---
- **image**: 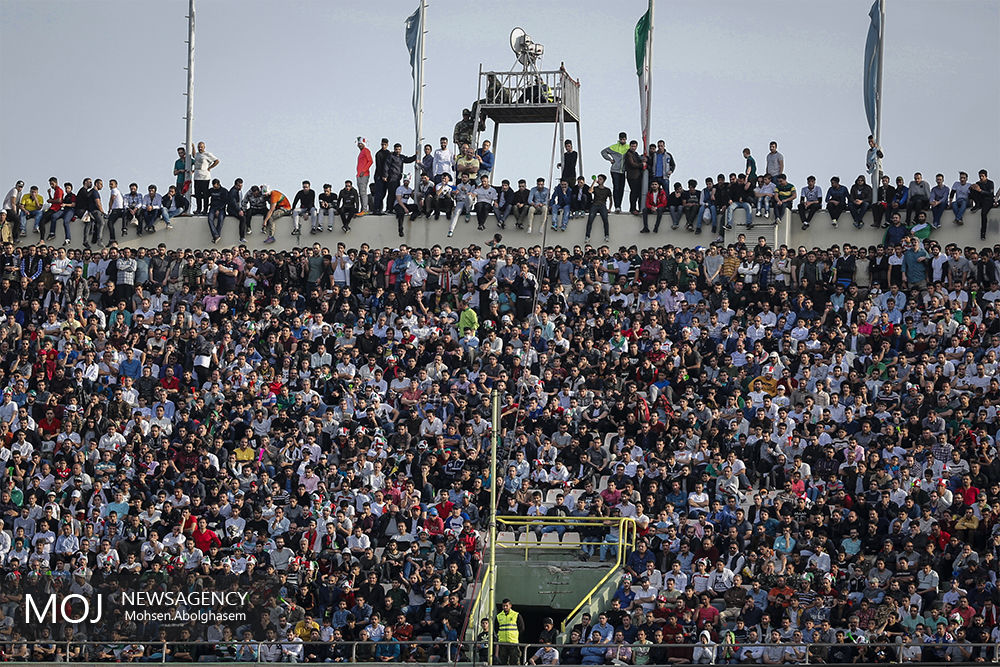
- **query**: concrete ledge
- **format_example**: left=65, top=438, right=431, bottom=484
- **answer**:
left=32, top=206, right=1000, bottom=253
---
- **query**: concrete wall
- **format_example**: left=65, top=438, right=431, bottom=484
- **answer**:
left=47, top=205, right=999, bottom=253
left=465, top=560, right=612, bottom=641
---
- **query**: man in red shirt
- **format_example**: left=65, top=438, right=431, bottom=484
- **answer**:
left=356, top=138, right=373, bottom=215
left=160, top=367, right=180, bottom=393
left=641, top=179, right=668, bottom=233
left=39, top=177, right=63, bottom=240
left=695, top=595, right=720, bottom=629
left=192, top=517, right=221, bottom=552
left=956, top=475, right=980, bottom=507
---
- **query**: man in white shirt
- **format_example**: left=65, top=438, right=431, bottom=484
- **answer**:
left=180, top=539, right=204, bottom=571
left=49, top=247, right=73, bottom=282
left=707, top=561, right=735, bottom=596
left=431, top=137, right=455, bottom=183
left=106, top=179, right=127, bottom=237
left=2, top=181, right=23, bottom=222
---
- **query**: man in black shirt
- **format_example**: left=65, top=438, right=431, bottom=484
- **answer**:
left=872, top=175, right=896, bottom=228
left=477, top=266, right=497, bottom=319
left=291, top=181, right=318, bottom=235
left=88, top=178, right=109, bottom=247
left=372, top=138, right=391, bottom=215
left=337, top=181, right=360, bottom=232
left=560, top=139, right=578, bottom=183
left=206, top=178, right=227, bottom=243
left=318, top=183, right=339, bottom=232
left=667, top=183, right=685, bottom=230
left=227, top=178, right=247, bottom=242
left=510, top=179, right=530, bottom=229
left=971, top=169, right=995, bottom=239
left=683, top=179, right=702, bottom=233
left=586, top=174, right=612, bottom=242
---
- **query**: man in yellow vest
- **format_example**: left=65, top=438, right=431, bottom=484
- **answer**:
left=496, top=598, right=525, bottom=665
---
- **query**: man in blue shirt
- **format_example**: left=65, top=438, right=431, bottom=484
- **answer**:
left=119, top=349, right=142, bottom=379
left=475, top=140, right=494, bottom=178
left=929, top=173, right=950, bottom=229
left=650, top=140, right=675, bottom=191
left=550, top=179, right=573, bottom=231
left=527, top=178, right=550, bottom=234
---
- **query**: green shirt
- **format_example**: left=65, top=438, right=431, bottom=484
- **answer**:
left=776, top=182, right=796, bottom=201
left=458, top=307, right=479, bottom=335
left=174, top=157, right=186, bottom=187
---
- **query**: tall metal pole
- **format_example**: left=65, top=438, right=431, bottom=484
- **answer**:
left=487, top=388, right=499, bottom=667
left=647, top=0, right=654, bottom=145
left=640, top=0, right=654, bottom=217
left=184, top=0, right=196, bottom=187
left=874, top=0, right=885, bottom=191
left=414, top=0, right=426, bottom=183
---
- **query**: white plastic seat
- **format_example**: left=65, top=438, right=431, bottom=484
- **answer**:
left=496, top=531, right=518, bottom=545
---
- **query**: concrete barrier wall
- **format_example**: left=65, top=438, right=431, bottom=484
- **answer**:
left=43, top=205, right=999, bottom=253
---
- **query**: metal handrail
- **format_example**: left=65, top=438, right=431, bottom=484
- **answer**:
left=462, top=560, right=490, bottom=643
left=478, top=69, right=579, bottom=117
left=495, top=640, right=1000, bottom=665
left=0, top=639, right=465, bottom=663
left=2, top=638, right=998, bottom=664
left=495, top=515, right=637, bottom=562
left=557, top=518, right=637, bottom=634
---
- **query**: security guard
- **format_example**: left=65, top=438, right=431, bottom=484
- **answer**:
left=496, top=598, right=525, bottom=665
left=453, top=109, right=475, bottom=150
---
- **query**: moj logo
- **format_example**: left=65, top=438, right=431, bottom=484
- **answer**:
left=24, top=594, right=103, bottom=624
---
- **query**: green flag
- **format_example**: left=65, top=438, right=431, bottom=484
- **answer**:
left=634, top=7, right=651, bottom=148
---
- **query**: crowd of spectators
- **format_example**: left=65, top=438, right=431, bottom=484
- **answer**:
left=5, top=137, right=994, bottom=251
left=0, top=143, right=999, bottom=663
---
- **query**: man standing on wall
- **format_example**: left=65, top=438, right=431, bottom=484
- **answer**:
left=649, top=140, right=675, bottom=192
left=971, top=169, right=996, bottom=240
left=765, top=141, right=784, bottom=182
left=355, top=138, right=373, bottom=216
left=372, top=138, right=391, bottom=215
left=600, top=132, right=629, bottom=214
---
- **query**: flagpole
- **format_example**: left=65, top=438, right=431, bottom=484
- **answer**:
left=640, top=0, right=653, bottom=213
left=875, top=0, right=884, bottom=188
left=487, top=388, right=499, bottom=667
left=647, top=0, right=653, bottom=150
left=415, top=0, right=426, bottom=182
left=184, top=0, right=195, bottom=189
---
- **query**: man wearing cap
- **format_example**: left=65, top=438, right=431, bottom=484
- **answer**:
left=454, top=109, right=475, bottom=151
left=355, top=138, right=373, bottom=215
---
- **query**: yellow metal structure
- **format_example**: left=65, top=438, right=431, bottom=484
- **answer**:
left=490, top=515, right=637, bottom=634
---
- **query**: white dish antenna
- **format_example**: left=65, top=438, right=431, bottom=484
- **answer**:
left=510, top=27, right=543, bottom=67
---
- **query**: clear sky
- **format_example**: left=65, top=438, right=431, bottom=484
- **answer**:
left=2, top=0, right=997, bottom=195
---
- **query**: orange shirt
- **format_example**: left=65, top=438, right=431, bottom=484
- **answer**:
left=269, top=190, right=291, bottom=210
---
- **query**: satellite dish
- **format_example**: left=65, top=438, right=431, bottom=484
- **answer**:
left=509, top=26, right=543, bottom=67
